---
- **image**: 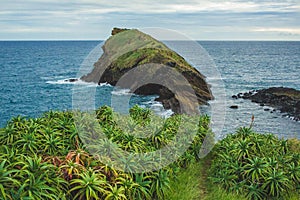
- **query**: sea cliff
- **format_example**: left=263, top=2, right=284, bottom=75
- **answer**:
left=81, top=28, right=213, bottom=114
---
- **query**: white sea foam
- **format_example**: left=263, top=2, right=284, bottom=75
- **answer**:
left=99, top=82, right=112, bottom=87
left=46, top=78, right=112, bottom=87
left=142, top=99, right=174, bottom=118
left=41, top=75, right=66, bottom=80
left=111, top=88, right=132, bottom=96
left=46, top=78, right=87, bottom=85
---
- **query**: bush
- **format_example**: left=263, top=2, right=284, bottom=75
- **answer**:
left=0, top=105, right=210, bottom=199
left=209, top=127, right=300, bottom=200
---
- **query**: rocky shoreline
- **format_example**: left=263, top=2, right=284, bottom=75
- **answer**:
left=233, top=87, right=300, bottom=121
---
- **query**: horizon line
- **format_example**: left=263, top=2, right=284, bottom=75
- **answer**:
left=1, top=39, right=300, bottom=42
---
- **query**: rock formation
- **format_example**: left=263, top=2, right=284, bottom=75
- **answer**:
left=234, top=87, right=300, bottom=121
left=81, top=28, right=213, bottom=114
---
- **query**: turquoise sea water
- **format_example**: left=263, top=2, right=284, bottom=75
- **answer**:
left=0, top=41, right=299, bottom=138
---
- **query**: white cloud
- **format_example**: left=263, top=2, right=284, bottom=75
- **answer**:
left=2, top=27, right=67, bottom=33
left=75, top=0, right=300, bottom=14
left=0, top=0, right=299, bottom=40
left=253, top=27, right=300, bottom=35
left=1, top=0, right=299, bottom=14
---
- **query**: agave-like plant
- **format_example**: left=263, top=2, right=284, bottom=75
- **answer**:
left=236, top=127, right=253, bottom=138
left=65, top=149, right=91, bottom=166
left=0, top=160, right=20, bottom=199
left=262, top=169, right=292, bottom=198
left=21, top=156, right=47, bottom=176
left=150, top=169, right=171, bottom=199
left=12, top=155, right=68, bottom=200
left=96, top=105, right=115, bottom=125
left=104, top=184, right=127, bottom=200
left=19, top=133, right=39, bottom=154
left=97, top=163, right=118, bottom=183
left=59, top=160, right=85, bottom=180
left=129, top=105, right=151, bottom=126
left=264, top=133, right=277, bottom=146
left=210, top=170, right=238, bottom=191
left=0, top=145, right=21, bottom=166
left=243, top=157, right=268, bottom=182
left=16, top=173, right=63, bottom=200
left=41, top=130, right=66, bottom=156
left=70, top=170, right=107, bottom=200
left=129, top=173, right=151, bottom=200
left=286, top=162, right=300, bottom=184
left=114, top=174, right=138, bottom=199
left=245, top=183, right=266, bottom=200
left=232, top=138, right=253, bottom=161
left=0, top=124, right=19, bottom=145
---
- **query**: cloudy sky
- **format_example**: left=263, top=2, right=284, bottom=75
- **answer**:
left=0, top=0, right=299, bottom=40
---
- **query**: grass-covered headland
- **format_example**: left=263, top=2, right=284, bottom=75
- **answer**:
left=0, top=106, right=299, bottom=199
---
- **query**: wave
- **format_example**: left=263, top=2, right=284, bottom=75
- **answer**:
left=111, top=88, right=132, bottom=96
left=142, top=99, right=174, bottom=118
left=46, top=78, right=90, bottom=85
left=99, top=82, right=112, bottom=87
left=46, top=78, right=173, bottom=118
left=41, top=75, right=66, bottom=80
left=46, top=78, right=112, bottom=87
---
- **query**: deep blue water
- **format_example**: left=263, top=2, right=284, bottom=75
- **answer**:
left=0, top=41, right=299, bottom=138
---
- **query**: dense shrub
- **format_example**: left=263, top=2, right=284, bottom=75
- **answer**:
left=209, top=127, right=300, bottom=200
left=0, top=105, right=210, bottom=199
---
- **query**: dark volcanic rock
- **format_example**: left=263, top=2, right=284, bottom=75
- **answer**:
left=111, top=27, right=129, bottom=35
left=65, top=78, right=78, bottom=82
left=230, top=105, right=239, bottom=109
left=81, top=28, right=213, bottom=114
left=236, top=87, right=300, bottom=121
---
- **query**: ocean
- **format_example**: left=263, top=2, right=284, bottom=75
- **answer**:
left=0, top=41, right=299, bottom=139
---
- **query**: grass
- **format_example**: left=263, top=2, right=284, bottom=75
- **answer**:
left=273, top=90, right=300, bottom=100
left=104, top=29, right=168, bottom=61
left=110, top=44, right=201, bottom=76
left=166, top=161, right=205, bottom=200
left=166, top=154, right=248, bottom=200
left=205, top=187, right=248, bottom=200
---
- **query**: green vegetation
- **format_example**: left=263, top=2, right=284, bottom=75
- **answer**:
left=1, top=105, right=299, bottom=199
left=103, top=29, right=201, bottom=75
left=209, top=127, right=300, bottom=200
left=166, top=128, right=300, bottom=200
left=166, top=152, right=248, bottom=200
left=0, top=105, right=210, bottom=200
left=104, top=29, right=168, bottom=62
left=111, top=48, right=198, bottom=74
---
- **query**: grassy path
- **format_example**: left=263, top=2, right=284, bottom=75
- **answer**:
left=166, top=154, right=247, bottom=200
left=166, top=155, right=212, bottom=200
left=198, top=157, right=210, bottom=198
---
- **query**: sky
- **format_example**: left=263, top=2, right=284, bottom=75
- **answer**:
left=0, top=0, right=299, bottom=40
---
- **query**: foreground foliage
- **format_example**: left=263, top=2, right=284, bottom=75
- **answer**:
left=1, top=105, right=298, bottom=199
left=209, top=127, right=300, bottom=200
left=0, top=105, right=211, bottom=199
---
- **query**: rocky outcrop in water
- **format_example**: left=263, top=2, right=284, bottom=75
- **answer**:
left=81, top=28, right=213, bottom=114
left=234, top=87, right=300, bottom=121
